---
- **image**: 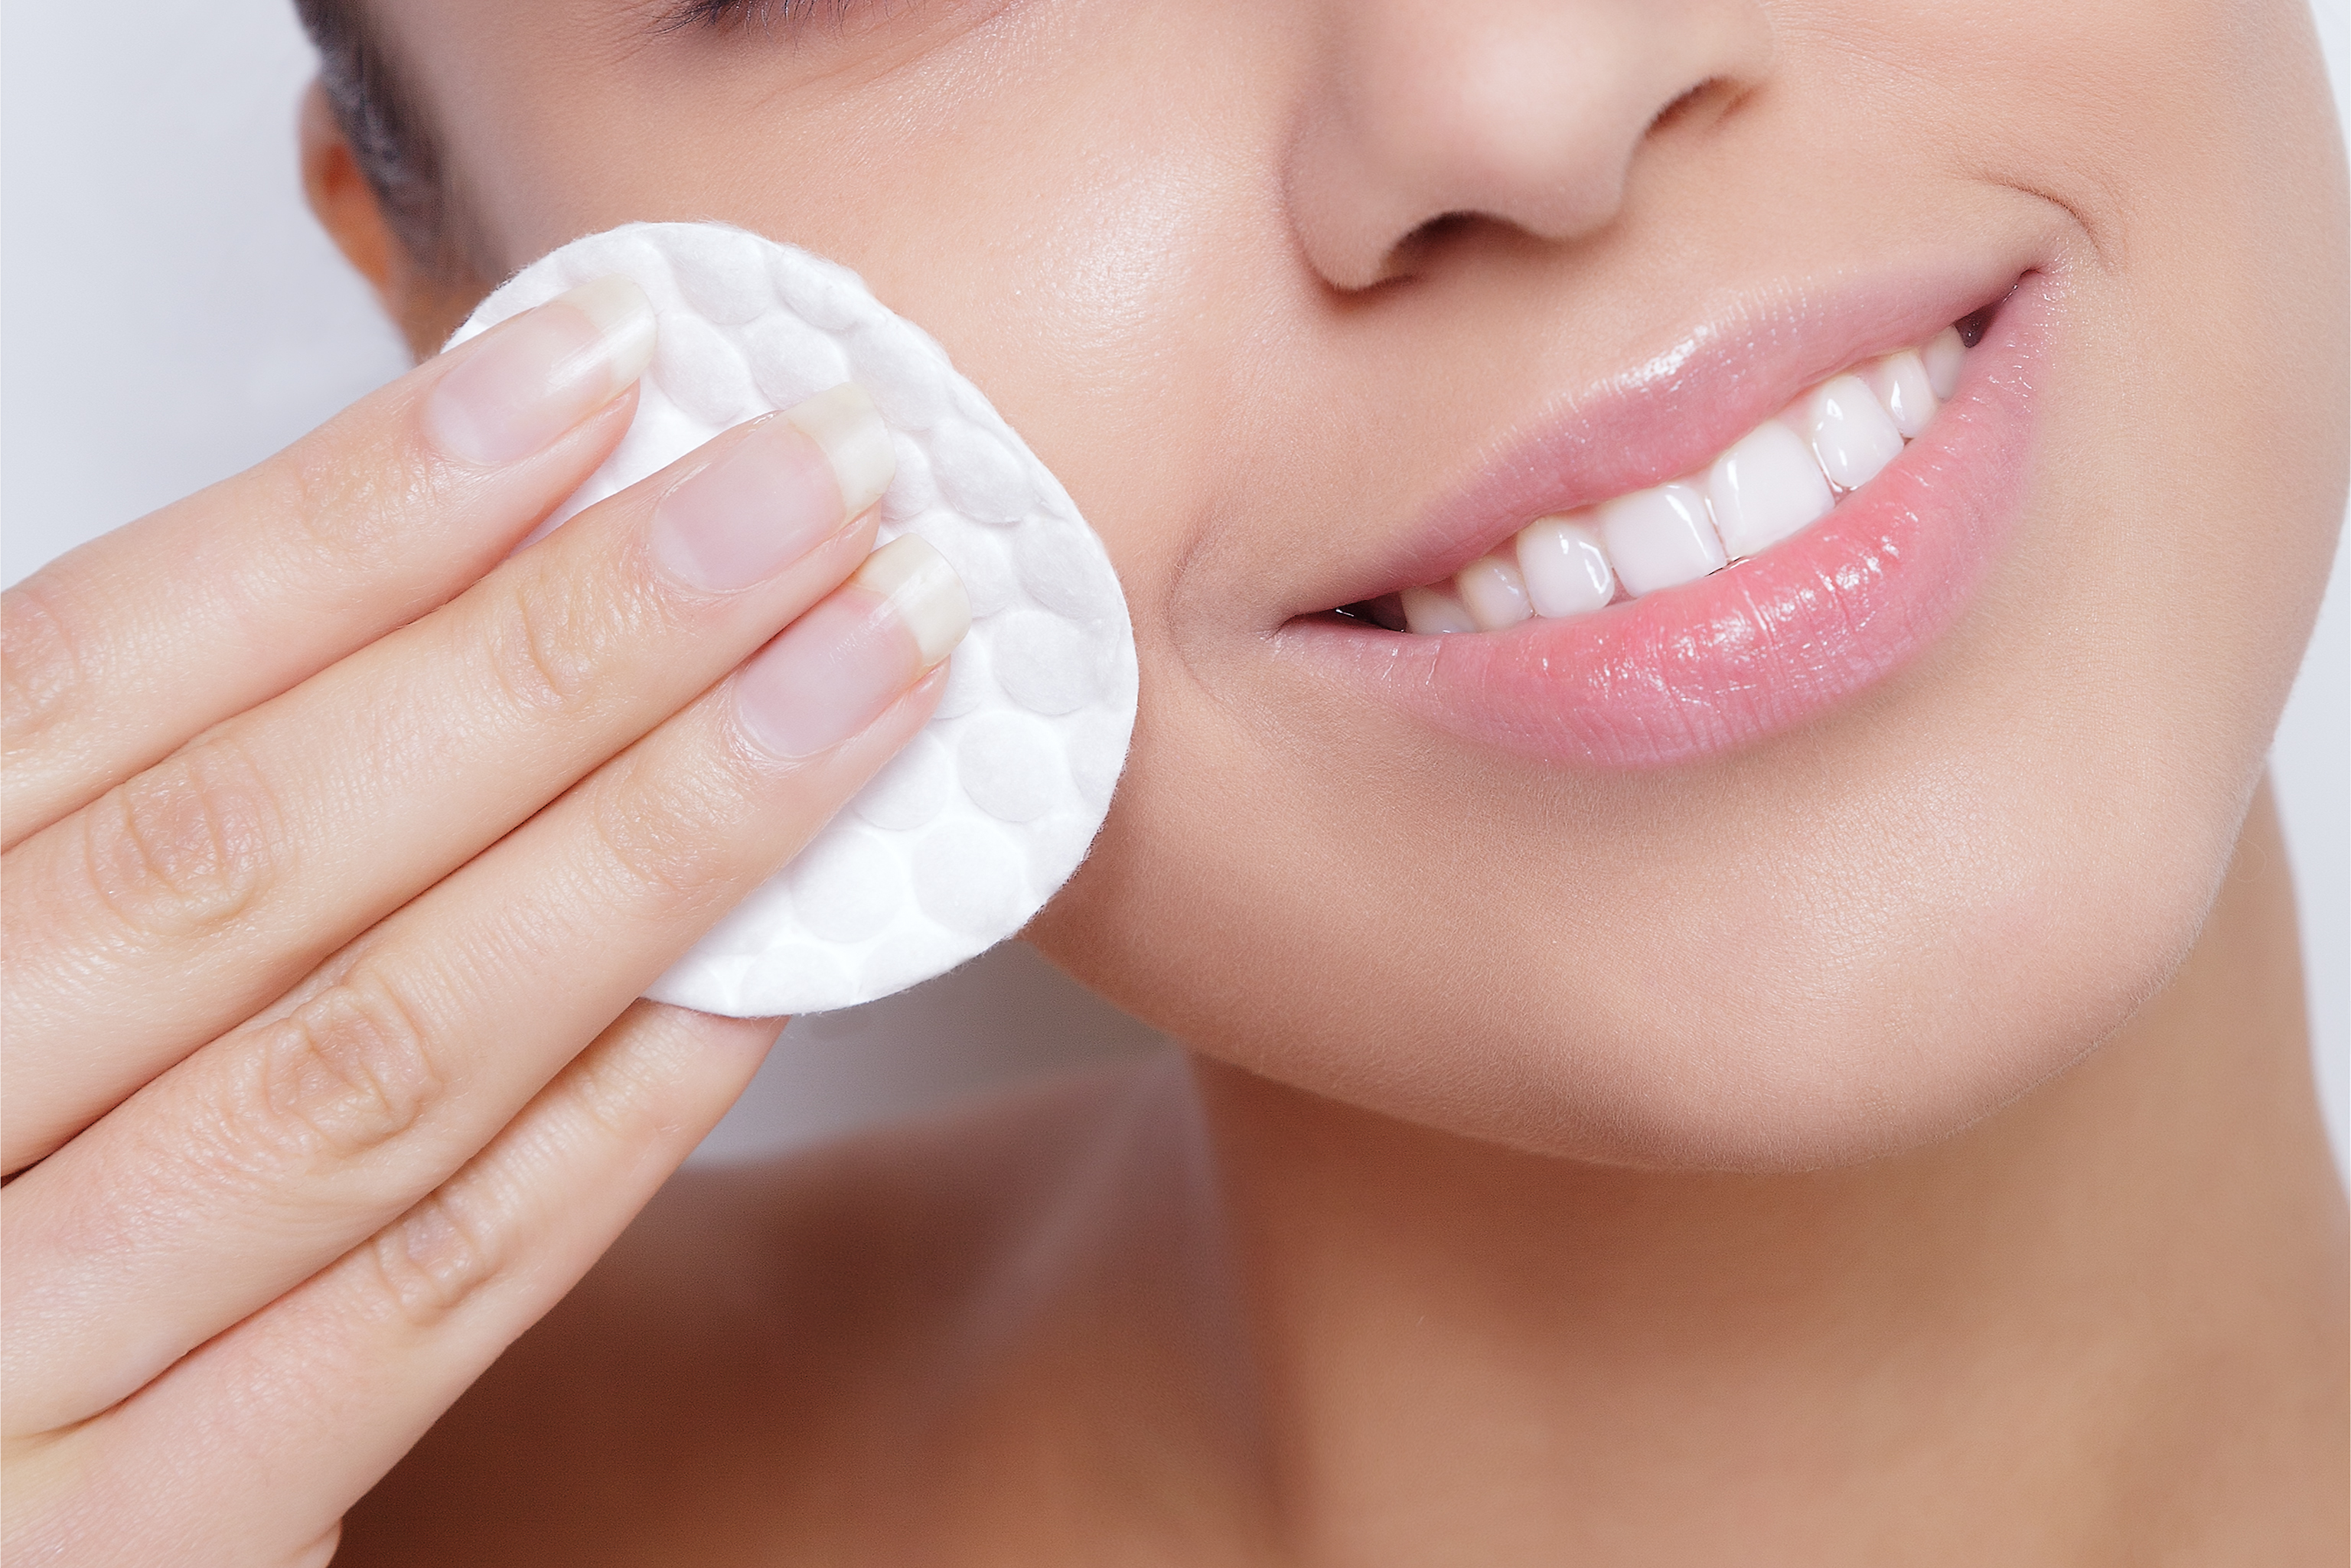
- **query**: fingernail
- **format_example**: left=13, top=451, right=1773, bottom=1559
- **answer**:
left=735, top=536, right=970, bottom=759
left=784, top=384, right=896, bottom=520
left=649, top=422, right=838, bottom=593
left=426, top=277, right=657, bottom=466
left=849, top=534, right=973, bottom=667
left=648, top=387, right=894, bottom=594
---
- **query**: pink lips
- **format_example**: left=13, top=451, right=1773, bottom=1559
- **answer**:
left=1277, top=274, right=2049, bottom=769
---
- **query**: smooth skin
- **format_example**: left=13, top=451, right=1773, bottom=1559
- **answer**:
left=10, top=0, right=2350, bottom=1560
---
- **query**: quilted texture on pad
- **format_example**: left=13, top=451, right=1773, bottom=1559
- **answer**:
left=447, top=223, right=1138, bottom=1016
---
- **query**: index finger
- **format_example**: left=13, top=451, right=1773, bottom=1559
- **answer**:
left=0, top=279, right=655, bottom=846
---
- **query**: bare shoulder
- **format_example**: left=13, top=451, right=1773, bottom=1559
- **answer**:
left=337, top=1058, right=1172, bottom=1566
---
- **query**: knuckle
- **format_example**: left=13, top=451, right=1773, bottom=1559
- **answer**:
left=222, top=968, right=449, bottom=1170
left=362, top=1185, right=504, bottom=1331
left=79, top=735, right=282, bottom=944
left=568, top=1016, right=706, bottom=1148
left=583, top=758, right=739, bottom=924
left=1, top=573, right=86, bottom=751
left=267, top=423, right=416, bottom=575
left=481, top=567, right=621, bottom=717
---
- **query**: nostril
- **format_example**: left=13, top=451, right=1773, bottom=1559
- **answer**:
left=1648, top=77, right=1727, bottom=136
left=1396, top=210, right=1477, bottom=263
left=1379, top=211, right=1482, bottom=282
left=1407, top=212, right=1477, bottom=247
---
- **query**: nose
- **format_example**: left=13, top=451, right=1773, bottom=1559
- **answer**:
left=1286, top=0, right=1774, bottom=290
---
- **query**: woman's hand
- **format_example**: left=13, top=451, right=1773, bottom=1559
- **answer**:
left=0, top=277, right=963, bottom=1566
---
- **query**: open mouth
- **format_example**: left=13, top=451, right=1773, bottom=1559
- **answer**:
left=1276, top=269, right=2049, bottom=769
left=1343, top=311, right=1991, bottom=636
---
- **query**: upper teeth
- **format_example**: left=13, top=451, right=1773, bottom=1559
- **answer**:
left=1395, top=324, right=1969, bottom=635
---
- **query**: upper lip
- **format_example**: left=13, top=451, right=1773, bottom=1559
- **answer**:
left=1293, top=252, right=2041, bottom=619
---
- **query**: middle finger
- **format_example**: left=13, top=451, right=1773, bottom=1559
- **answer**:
left=1, top=386, right=895, bottom=1172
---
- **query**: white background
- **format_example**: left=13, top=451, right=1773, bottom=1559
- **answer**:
left=4, top=1, right=2344, bottom=1172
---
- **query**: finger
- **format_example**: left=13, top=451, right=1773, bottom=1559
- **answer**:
left=2, top=543, right=963, bottom=1433
left=1, top=387, right=892, bottom=1170
left=0, top=1000, right=777, bottom=1568
left=0, top=279, right=654, bottom=846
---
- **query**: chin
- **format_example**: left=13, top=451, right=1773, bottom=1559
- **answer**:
left=1042, top=891, right=2203, bottom=1175
left=1032, top=657, right=2261, bottom=1175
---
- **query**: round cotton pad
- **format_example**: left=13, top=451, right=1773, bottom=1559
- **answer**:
left=447, top=223, right=1137, bottom=1017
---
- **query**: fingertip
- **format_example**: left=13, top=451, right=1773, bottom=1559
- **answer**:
left=426, top=280, right=657, bottom=468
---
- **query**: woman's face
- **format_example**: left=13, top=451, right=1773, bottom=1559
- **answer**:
left=382, top=0, right=2345, bottom=1167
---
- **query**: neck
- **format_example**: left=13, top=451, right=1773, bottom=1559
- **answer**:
left=1191, top=781, right=2346, bottom=1563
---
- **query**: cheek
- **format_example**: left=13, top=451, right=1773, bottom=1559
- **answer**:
left=433, top=0, right=1268, bottom=582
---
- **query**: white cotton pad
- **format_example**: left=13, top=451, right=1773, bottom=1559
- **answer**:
left=447, top=222, right=1137, bottom=1017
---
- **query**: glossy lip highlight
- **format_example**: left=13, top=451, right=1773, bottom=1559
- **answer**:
left=1273, top=272, right=2052, bottom=769
left=1296, top=260, right=2036, bottom=614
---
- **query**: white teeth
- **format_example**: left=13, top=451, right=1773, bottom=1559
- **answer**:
left=1864, top=350, right=1939, bottom=438
left=1705, top=419, right=1833, bottom=558
left=1515, top=514, right=1616, bottom=618
left=1922, top=326, right=1966, bottom=399
left=1798, top=374, right=1905, bottom=493
left=1600, top=481, right=1726, bottom=596
left=1455, top=553, right=1534, bottom=631
left=1400, top=583, right=1479, bottom=634
left=1381, top=318, right=1976, bottom=632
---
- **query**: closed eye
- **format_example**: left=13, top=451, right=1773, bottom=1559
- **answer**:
left=655, top=0, right=866, bottom=33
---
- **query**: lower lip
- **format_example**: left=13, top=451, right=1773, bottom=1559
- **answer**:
left=1275, top=275, right=2051, bottom=770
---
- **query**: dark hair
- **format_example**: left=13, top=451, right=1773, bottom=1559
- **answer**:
left=291, top=0, right=468, bottom=277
